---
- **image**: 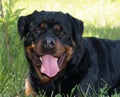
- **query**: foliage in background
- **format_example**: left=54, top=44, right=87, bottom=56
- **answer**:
left=0, top=0, right=120, bottom=97
left=0, top=0, right=27, bottom=96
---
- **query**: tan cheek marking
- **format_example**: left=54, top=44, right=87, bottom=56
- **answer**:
left=25, top=76, right=36, bottom=97
left=54, top=40, right=65, bottom=56
left=33, top=64, right=52, bottom=84
left=26, top=44, right=35, bottom=54
left=59, top=46, right=74, bottom=70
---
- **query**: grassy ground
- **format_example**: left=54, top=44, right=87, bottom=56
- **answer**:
left=0, top=0, right=120, bottom=97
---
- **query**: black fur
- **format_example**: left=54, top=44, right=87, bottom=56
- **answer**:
left=18, top=10, right=120, bottom=96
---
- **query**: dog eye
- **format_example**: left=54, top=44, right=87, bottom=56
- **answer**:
left=40, top=23, right=47, bottom=30
left=54, top=24, right=66, bottom=37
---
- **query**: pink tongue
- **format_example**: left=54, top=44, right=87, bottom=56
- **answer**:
left=41, top=55, right=60, bottom=77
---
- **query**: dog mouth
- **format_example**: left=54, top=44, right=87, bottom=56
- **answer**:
left=33, top=53, right=66, bottom=78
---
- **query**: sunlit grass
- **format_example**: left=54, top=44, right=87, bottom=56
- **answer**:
left=0, top=0, right=120, bottom=97
left=14, top=0, right=120, bottom=26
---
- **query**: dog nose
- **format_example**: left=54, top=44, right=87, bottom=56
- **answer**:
left=42, top=37, right=56, bottom=49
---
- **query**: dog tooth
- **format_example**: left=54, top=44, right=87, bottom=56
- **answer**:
left=56, top=58, right=58, bottom=61
left=39, top=57, right=42, bottom=62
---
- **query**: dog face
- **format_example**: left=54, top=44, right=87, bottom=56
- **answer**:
left=18, top=10, right=84, bottom=84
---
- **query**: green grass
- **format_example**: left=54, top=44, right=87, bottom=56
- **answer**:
left=0, top=0, right=120, bottom=97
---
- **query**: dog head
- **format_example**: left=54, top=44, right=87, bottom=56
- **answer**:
left=18, top=10, right=84, bottom=84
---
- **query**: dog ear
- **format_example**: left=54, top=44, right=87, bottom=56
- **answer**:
left=17, top=16, right=29, bottom=39
left=17, top=10, right=41, bottom=39
left=66, top=13, right=84, bottom=46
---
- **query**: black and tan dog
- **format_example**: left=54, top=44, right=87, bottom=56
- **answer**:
left=17, top=10, right=120, bottom=97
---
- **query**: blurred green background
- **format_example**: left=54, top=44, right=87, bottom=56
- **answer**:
left=0, top=0, right=120, bottom=96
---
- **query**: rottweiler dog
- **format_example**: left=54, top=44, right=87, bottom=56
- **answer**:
left=17, top=10, right=120, bottom=97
